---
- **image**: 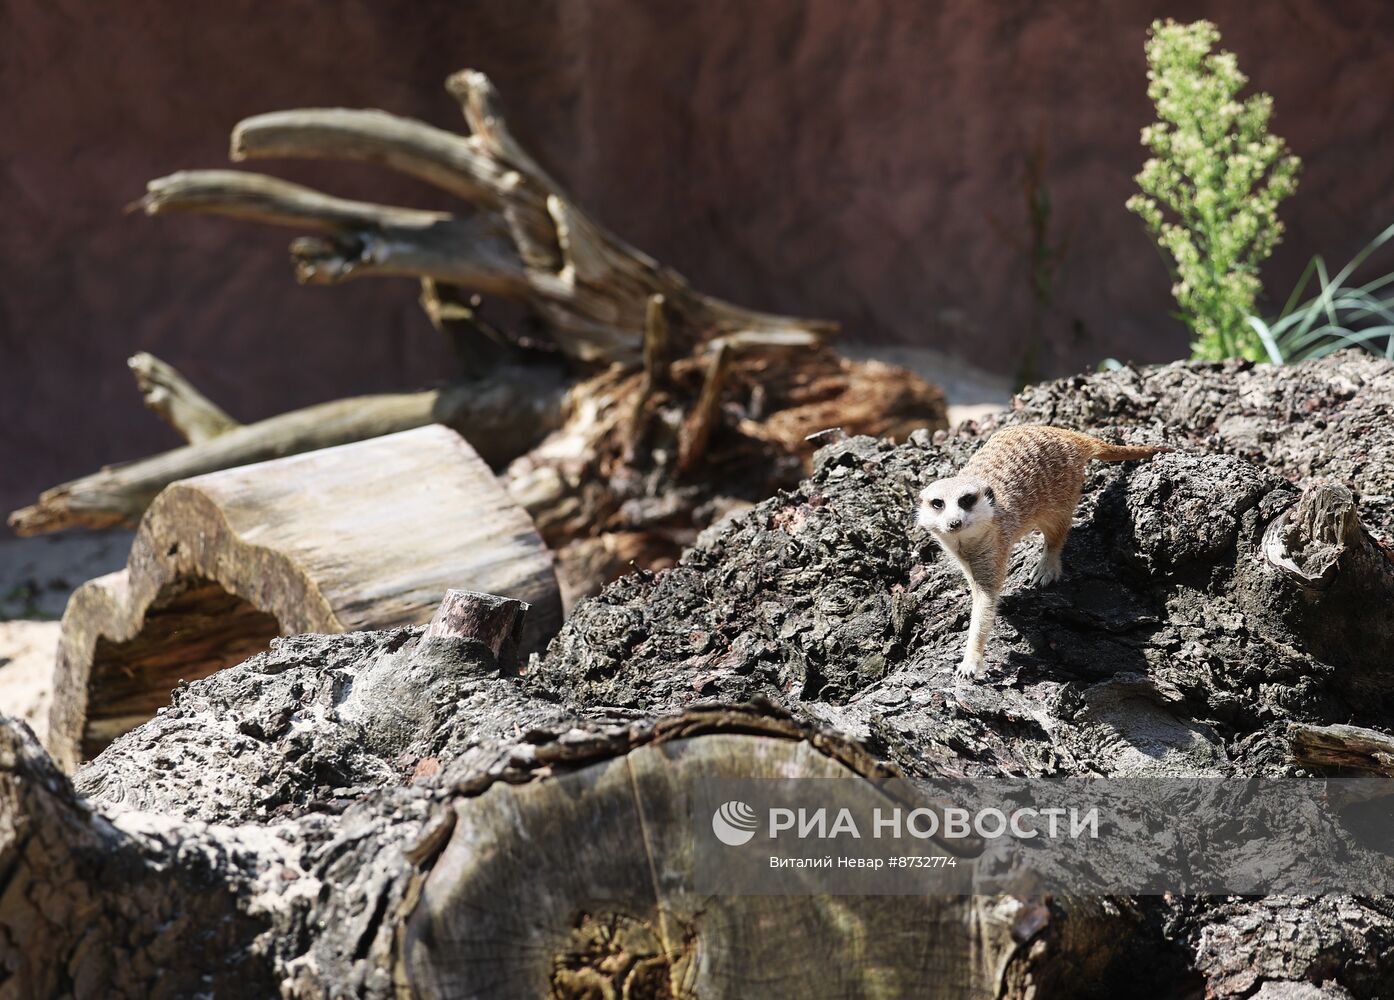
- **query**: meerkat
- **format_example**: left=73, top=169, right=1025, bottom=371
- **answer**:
left=916, top=425, right=1169, bottom=679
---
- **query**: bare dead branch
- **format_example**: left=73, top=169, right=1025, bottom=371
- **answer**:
left=678, top=340, right=732, bottom=474
left=128, top=352, right=240, bottom=443
left=233, top=108, right=507, bottom=205
left=141, top=171, right=530, bottom=295
left=8, top=369, right=567, bottom=536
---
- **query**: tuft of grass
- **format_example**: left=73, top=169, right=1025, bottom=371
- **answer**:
left=1127, top=19, right=1300, bottom=361
left=1247, top=223, right=1394, bottom=364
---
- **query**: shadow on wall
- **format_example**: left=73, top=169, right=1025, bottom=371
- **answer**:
left=4, top=0, right=1393, bottom=514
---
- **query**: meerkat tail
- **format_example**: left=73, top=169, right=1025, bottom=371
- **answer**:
left=1038, top=427, right=1170, bottom=462
left=1084, top=439, right=1172, bottom=462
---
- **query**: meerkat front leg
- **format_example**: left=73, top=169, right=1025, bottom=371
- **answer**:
left=957, top=549, right=1006, bottom=678
left=957, top=582, right=1000, bottom=677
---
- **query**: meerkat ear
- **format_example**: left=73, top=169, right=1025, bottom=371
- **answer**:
left=984, top=486, right=995, bottom=504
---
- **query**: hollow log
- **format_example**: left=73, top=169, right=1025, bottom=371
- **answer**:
left=47, top=425, right=561, bottom=770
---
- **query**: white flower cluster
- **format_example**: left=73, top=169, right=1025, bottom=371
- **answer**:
left=1126, top=19, right=1300, bottom=360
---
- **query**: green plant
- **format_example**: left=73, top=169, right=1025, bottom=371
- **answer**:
left=1247, top=223, right=1394, bottom=363
left=1127, top=19, right=1301, bottom=361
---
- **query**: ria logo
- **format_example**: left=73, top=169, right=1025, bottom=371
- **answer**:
left=711, top=800, right=759, bottom=846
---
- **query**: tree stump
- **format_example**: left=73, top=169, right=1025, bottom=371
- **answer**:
left=47, top=425, right=561, bottom=769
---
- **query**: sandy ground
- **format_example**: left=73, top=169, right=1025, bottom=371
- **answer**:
left=0, top=529, right=133, bottom=748
left=0, top=621, right=61, bottom=744
left=841, top=342, right=1014, bottom=427
left=0, top=346, right=1010, bottom=752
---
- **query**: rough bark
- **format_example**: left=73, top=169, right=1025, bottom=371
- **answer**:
left=540, top=353, right=1394, bottom=761
left=0, top=718, right=276, bottom=998
left=48, top=425, right=561, bottom=770
left=530, top=351, right=1394, bottom=996
left=12, top=297, right=1392, bottom=994
left=46, top=628, right=1131, bottom=999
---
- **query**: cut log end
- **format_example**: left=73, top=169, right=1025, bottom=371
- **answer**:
left=398, top=721, right=1039, bottom=999
left=424, top=589, right=529, bottom=668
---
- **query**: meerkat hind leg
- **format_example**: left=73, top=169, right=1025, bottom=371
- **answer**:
left=1031, top=515, right=1071, bottom=587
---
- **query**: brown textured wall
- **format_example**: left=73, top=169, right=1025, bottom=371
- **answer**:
left=4, top=0, right=1393, bottom=518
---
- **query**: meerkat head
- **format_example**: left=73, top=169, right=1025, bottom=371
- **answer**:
left=916, top=475, right=995, bottom=538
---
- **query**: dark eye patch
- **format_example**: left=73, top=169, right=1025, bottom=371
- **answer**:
left=958, top=493, right=977, bottom=510
left=930, top=498, right=944, bottom=510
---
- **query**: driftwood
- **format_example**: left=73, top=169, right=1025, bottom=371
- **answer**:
left=9, top=361, right=568, bottom=536
left=6, top=353, right=1394, bottom=995
left=9, top=69, right=947, bottom=615
left=139, top=71, right=835, bottom=366
left=128, top=351, right=241, bottom=443
left=48, top=425, right=561, bottom=770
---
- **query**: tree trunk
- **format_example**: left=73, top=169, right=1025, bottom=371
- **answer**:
left=24, top=618, right=1131, bottom=1000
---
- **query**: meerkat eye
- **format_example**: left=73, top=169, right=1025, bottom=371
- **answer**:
left=958, top=493, right=977, bottom=510
left=930, top=497, right=944, bottom=510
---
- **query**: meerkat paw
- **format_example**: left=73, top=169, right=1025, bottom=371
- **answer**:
left=955, top=656, right=984, bottom=679
left=1031, top=557, right=1063, bottom=587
